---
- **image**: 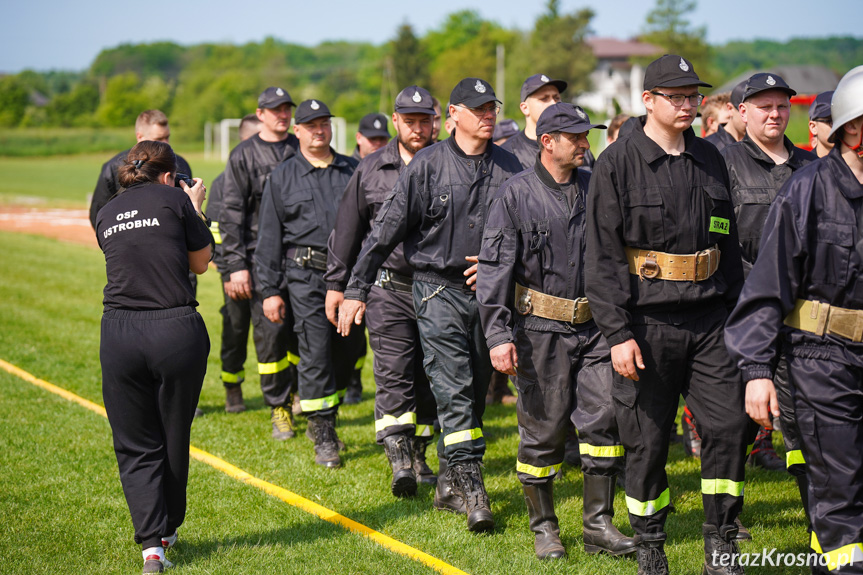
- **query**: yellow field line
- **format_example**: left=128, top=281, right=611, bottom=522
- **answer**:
left=0, top=358, right=468, bottom=575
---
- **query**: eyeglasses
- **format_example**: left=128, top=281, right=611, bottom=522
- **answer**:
left=650, top=91, right=704, bottom=107
left=814, top=118, right=833, bottom=127
left=456, top=104, right=501, bottom=118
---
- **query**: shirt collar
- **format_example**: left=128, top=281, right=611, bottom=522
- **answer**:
left=631, top=117, right=705, bottom=165
left=741, top=133, right=808, bottom=169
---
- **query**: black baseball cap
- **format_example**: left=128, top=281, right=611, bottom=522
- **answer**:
left=294, top=99, right=333, bottom=124
left=449, top=78, right=501, bottom=109
left=520, top=74, right=568, bottom=102
left=730, top=80, right=748, bottom=109
left=493, top=118, right=520, bottom=142
left=742, top=73, right=796, bottom=102
left=809, top=91, right=834, bottom=121
left=536, top=103, right=606, bottom=137
left=358, top=113, right=390, bottom=138
left=258, top=86, right=295, bottom=109
left=394, top=86, right=436, bottom=115
left=644, top=54, right=712, bottom=90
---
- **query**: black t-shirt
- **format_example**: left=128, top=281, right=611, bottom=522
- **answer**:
left=96, top=182, right=212, bottom=311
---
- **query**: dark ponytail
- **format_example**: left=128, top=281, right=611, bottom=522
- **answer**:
left=118, top=140, right=178, bottom=188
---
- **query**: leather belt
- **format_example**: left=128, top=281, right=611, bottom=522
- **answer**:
left=285, top=246, right=328, bottom=272
left=784, top=299, right=863, bottom=343
left=374, top=268, right=413, bottom=294
left=625, top=246, right=720, bottom=282
left=514, top=283, right=592, bottom=325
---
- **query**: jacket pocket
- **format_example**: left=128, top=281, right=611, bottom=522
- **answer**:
left=812, top=222, right=853, bottom=286
left=283, top=188, right=317, bottom=237
left=622, top=188, right=665, bottom=244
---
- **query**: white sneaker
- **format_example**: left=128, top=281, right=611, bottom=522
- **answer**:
left=161, top=531, right=178, bottom=550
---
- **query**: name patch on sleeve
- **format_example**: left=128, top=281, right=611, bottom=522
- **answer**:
left=709, top=217, right=730, bottom=235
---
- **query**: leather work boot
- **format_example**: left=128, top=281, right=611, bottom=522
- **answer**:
left=636, top=532, right=669, bottom=575
left=344, top=369, right=363, bottom=404
left=734, top=518, right=752, bottom=541
left=703, top=523, right=745, bottom=575
left=225, top=384, right=246, bottom=413
left=582, top=474, right=637, bottom=556
left=271, top=406, right=296, bottom=440
left=523, top=483, right=565, bottom=559
left=450, top=461, right=494, bottom=532
left=747, top=427, right=784, bottom=471
left=383, top=434, right=417, bottom=497
left=434, top=457, right=466, bottom=514
left=411, top=436, right=437, bottom=485
left=307, top=414, right=342, bottom=468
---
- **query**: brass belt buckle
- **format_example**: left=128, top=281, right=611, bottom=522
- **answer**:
left=572, top=297, right=591, bottom=324
left=639, top=254, right=660, bottom=280
left=294, top=247, right=312, bottom=268
left=827, top=309, right=863, bottom=342
left=379, top=269, right=392, bottom=288
left=517, top=289, right=533, bottom=315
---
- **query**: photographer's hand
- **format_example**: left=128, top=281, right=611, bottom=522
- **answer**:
left=180, top=178, right=206, bottom=213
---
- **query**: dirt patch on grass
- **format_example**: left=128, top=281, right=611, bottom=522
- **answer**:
left=0, top=206, right=97, bottom=248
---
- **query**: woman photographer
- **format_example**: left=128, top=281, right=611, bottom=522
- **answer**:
left=95, top=140, right=212, bottom=574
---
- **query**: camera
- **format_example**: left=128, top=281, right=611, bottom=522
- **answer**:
left=174, top=173, right=194, bottom=188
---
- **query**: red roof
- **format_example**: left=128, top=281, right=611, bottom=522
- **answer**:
left=587, top=37, right=663, bottom=59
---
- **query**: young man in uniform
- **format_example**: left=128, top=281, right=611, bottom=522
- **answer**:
left=478, top=103, right=636, bottom=560
left=326, top=85, right=438, bottom=496
left=808, top=91, right=835, bottom=158
left=337, top=78, right=522, bottom=532
left=585, top=54, right=751, bottom=575
left=353, top=112, right=390, bottom=161
left=220, top=87, right=301, bottom=440
left=256, top=99, right=363, bottom=469
left=701, top=91, right=731, bottom=137
left=726, top=66, right=863, bottom=574
left=705, top=81, right=747, bottom=152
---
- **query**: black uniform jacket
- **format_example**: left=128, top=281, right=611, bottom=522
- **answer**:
left=255, top=149, right=357, bottom=299
left=477, top=156, right=593, bottom=350
left=220, top=133, right=299, bottom=274
left=585, top=118, right=744, bottom=348
left=343, top=134, right=522, bottom=302
left=704, top=124, right=736, bottom=152
left=502, top=129, right=594, bottom=171
left=721, top=134, right=816, bottom=269
left=726, top=146, right=863, bottom=381
left=204, top=173, right=231, bottom=280
left=89, top=149, right=192, bottom=229
left=324, top=138, right=411, bottom=292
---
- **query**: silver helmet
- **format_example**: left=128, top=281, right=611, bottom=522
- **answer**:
left=828, top=65, right=863, bottom=143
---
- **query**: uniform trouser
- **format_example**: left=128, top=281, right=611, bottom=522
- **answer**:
left=414, top=280, right=492, bottom=464
left=365, top=284, right=437, bottom=443
left=612, top=305, right=754, bottom=534
left=251, top=266, right=299, bottom=407
left=219, top=289, right=251, bottom=386
left=100, top=307, right=209, bottom=549
left=513, top=323, right=624, bottom=486
left=786, top=352, right=863, bottom=573
left=773, top=355, right=807, bottom=477
left=284, top=264, right=365, bottom=416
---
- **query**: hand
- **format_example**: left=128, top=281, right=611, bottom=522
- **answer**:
left=263, top=295, right=285, bottom=324
left=464, top=255, right=479, bottom=292
left=325, top=290, right=345, bottom=327
left=180, top=177, right=206, bottom=212
left=223, top=280, right=237, bottom=300
left=230, top=270, right=252, bottom=300
left=745, top=378, right=779, bottom=428
left=337, top=299, right=366, bottom=336
left=611, top=339, right=645, bottom=381
left=490, top=343, right=518, bottom=376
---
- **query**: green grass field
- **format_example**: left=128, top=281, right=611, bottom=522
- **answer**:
left=0, top=155, right=811, bottom=574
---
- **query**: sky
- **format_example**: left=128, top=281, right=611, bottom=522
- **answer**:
left=1, top=0, right=858, bottom=74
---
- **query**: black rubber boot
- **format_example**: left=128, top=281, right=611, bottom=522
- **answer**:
left=411, top=437, right=437, bottom=485
left=451, top=461, right=494, bottom=532
left=703, top=523, right=744, bottom=575
left=582, top=474, right=637, bottom=556
left=383, top=434, right=417, bottom=497
left=523, top=483, right=565, bottom=559
left=225, top=383, right=246, bottom=413
left=308, top=414, right=341, bottom=469
left=433, top=457, right=466, bottom=514
left=734, top=518, right=752, bottom=541
left=636, top=532, right=669, bottom=575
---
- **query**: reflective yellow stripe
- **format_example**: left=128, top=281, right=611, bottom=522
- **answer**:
left=258, top=354, right=291, bottom=375
left=746, top=442, right=754, bottom=457
left=811, top=532, right=863, bottom=571
left=516, top=459, right=562, bottom=478
left=354, top=355, right=365, bottom=370
left=287, top=352, right=300, bottom=365
left=415, top=424, right=433, bottom=438
left=701, top=478, right=744, bottom=497
left=300, top=391, right=341, bottom=412
left=338, top=388, right=346, bottom=399
left=221, top=369, right=245, bottom=384
left=443, top=428, right=483, bottom=446
left=210, top=222, right=222, bottom=244
left=579, top=443, right=625, bottom=458
left=626, top=488, right=670, bottom=517
left=787, top=449, right=806, bottom=467
left=375, top=412, right=417, bottom=433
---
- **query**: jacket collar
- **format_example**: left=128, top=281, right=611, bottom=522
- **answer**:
left=296, top=147, right=350, bottom=175
left=631, top=116, right=705, bottom=165
left=447, top=131, right=492, bottom=162
left=741, top=133, right=809, bottom=169
left=378, top=137, right=404, bottom=169
left=825, top=146, right=863, bottom=200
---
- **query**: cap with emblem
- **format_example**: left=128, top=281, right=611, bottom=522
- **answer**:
left=742, top=72, right=796, bottom=102
left=520, top=73, right=568, bottom=103
left=643, top=54, right=711, bottom=91
left=294, top=99, right=333, bottom=124
left=258, top=86, right=295, bottom=109
left=358, top=113, right=390, bottom=138
left=394, top=85, right=436, bottom=115
left=449, top=78, right=501, bottom=109
left=536, top=103, right=607, bottom=137
left=493, top=119, right=520, bottom=142
left=808, top=91, right=834, bottom=121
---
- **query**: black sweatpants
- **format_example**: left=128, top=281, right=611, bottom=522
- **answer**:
left=100, top=307, right=209, bottom=549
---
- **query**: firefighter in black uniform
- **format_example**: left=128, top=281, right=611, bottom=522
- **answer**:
left=326, top=86, right=438, bottom=495
left=353, top=112, right=390, bottom=162
left=96, top=141, right=211, bottom=574
left=585, top=55, right=752, bottom=575
left=337, top=78, right=522, bottom=532
left=477, top=103, right=637, bottom=560
left=705, top=81, right=747, bottom=153
left=726, top=66, right=863, bottom=575
left=808, top=91, right=835, bottom=159
left=256, top=99, right=363, bottom=469
left=220, top=87, right=302, bottom=440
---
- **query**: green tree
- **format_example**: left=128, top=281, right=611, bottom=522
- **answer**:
left=95, top=72, right=152, bottom=127
left=530, top=0, right=596, bottom=95
left=639, top=0, right=711, bottom=80
left=0, top=76, right=30, bottom=127
left=389, top=23, right=430, bottom=90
